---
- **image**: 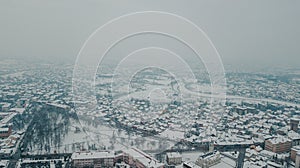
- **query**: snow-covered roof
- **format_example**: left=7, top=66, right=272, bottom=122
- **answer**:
left=71, top=151, right=114, bottom=160
left=166, top=152, right=182, bottom=158
left=267, top=136, right=292, bottom=144
left=123, top=148, right=164, bottom=168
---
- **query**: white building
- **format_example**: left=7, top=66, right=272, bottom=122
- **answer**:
left=122, top=148, right=164, bottom=168
left=71, top=151, right=115, bottom=168
left=195, top=151, right=221, bottom=168
left=166, top=152, right=182, bottom=165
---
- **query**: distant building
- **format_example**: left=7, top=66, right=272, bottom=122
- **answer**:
left=288, top=130, right=300, bottom=146
left=71, top=151, right=115, bottom=168
left=296, top=152, right=300, bottom=168
left=19, top=160, right=50, bottom=168
left=0, top=102, right=11, bottom=111
left=71, top=148, right=164, bottom=168
left=235, top=106, right=247, bottom=115
left=166, top=152, right=182, bottom=165
left=122, top=148, right=164, bottom=168
left=290, top=118, right=299, bottom=132
left=0, top=126, right=12, bottom=138
left=265, top=136, right=292, bottom=153
left=195, top=151, right=221, bottom=168
left=18, top=159, right=63, bottom=168
left=291, top=146, right=300, bottom=162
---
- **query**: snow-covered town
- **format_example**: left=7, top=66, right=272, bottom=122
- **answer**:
left=1, top=1, right=300, bottom=168
left=0, top=60, right=300, bottom=168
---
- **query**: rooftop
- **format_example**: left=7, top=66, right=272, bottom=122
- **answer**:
left=166, top=152, right=181, bottom=158
left=71, top=151, right=114, bottom=160
left=267, top=136, right=292, bottom=145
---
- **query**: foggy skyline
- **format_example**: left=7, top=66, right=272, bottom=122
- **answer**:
left=0, top=0, right=300, bottom=71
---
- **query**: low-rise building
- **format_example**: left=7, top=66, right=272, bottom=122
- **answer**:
left=0, top=126, right=11, bottom=138
left=166, top=152, right=182, bottom=165
left=195, top=151, right=221, bottom=168
left=71, top=151, right=115, bottom=168
left=17, top=159, right=64, bottom=168
left=122, top=148, right=164, bottom=168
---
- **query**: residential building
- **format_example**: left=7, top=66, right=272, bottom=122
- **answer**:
left=166, top=152, right=182, bottom=165
left=291, top=146, right=300, bottom=162
left=71, top=151, right=115, bottom=168
left=0, top=126, right=12, bottom=138
left=290, top=118, right=299, bottom=132
left=296, top=152, right=300, bottom=168
left=265, top=136, right=292, bottom=153
left=122, top=148, right=164, bottom=168
left=195, top=151, right=221, bottom=168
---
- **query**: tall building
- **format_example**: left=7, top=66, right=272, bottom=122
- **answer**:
left=265, top=136, right=292, bottom=153
left=291, top=146, right=300, bottom=162
left=290, top=118, right=299, bottom=132
left=296, top=152, right=300, bottom=168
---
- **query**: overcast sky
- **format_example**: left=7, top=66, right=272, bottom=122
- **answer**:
left=0, top=0, right=299, bottom=71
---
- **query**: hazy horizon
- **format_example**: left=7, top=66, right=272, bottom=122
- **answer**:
left=0, top=0, right=299, bottom=72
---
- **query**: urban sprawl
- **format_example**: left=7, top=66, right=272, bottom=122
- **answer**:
left=0, top=60, right=300, bottom=168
